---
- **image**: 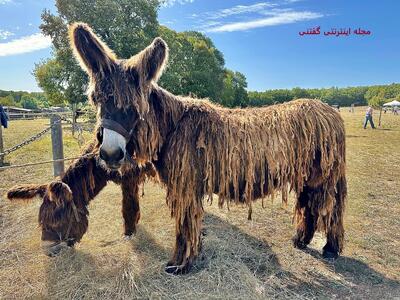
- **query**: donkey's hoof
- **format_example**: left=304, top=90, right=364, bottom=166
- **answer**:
left=165, top=261, right=192, bottom=275
left=123, top=234, right=135, bottom=241
left=322, top=249, right=339, bottom=260
left=292, top=236, right=307, bottom=250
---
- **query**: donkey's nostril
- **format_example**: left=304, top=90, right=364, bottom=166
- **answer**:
left=113, top=148, right=124, bottom=162
left=99, top=147, right=109, bottom=162
left=115, top=148, right=124, bottom=161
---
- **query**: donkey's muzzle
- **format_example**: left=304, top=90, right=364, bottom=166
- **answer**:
left=42, top=240, right=70, bottom=257
left=99, top=147, right=125, bottom=168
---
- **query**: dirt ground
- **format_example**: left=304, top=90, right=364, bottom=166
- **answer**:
left=0, top=107, right=399, bottom=299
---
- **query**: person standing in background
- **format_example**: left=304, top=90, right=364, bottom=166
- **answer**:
left=0, top=105, right=8, bottom=128
left=364, top=106, right=375, bottom=129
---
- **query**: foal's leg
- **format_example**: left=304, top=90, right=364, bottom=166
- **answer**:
left=121, top=174, right=141, bottom=237
left=292, top=185, right=318, bottom=249
left=165, top=199, right=204, bottom=275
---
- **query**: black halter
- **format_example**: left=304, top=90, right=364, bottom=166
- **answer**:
left=100, top=118, right=134, bottom=142
left=99, top=118, right=141, bottom=165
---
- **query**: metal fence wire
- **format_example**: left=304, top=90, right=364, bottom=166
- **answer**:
left=0, top=112, right=97, bottom=160
left=0, top=122, right=55, bottom=158
left=0, top=116, right=94, bottom=158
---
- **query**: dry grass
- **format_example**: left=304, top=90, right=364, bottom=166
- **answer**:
left=0, top=108, right=399, bottom=299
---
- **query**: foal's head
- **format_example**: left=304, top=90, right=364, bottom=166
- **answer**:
left=7, top=181, right=88, bottom=256
left=39, top=182, right=88, bottom=255
left=69, top=23, right=168, bottom=170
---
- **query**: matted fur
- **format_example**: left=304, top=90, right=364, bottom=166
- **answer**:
left=145, top=89, right=347, bottom=270
left=68, top=23, right=347, bottom=274
left=7, top=184, right=47, bottom=200
left=8, top=141, right=156, bottom=250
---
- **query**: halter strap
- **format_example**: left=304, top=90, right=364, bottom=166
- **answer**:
left=64, top=201, right=82, bottom=243
left=100, top=118, right=133, bottom=141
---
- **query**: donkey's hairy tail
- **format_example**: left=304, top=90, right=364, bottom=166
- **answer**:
left=7, top=184, right=48, bottom=200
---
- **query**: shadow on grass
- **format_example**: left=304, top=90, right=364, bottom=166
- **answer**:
left=43, top=212, right=400, bottom=299
left=127, top=213, right=283, bottom=277
left=300, top=247, right=400, bottom=297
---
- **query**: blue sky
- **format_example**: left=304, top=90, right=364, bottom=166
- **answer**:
left=0, top=0, right=399, bottom=92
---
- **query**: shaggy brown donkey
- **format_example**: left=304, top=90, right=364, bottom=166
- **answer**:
left=7, top=142, right=156, bottom=255
left=69, top=23, right=347, bottom=274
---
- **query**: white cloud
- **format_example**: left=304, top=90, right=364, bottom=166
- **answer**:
left=162, top=0, right=194, bottom=7
left=205, top=11, right=323, bottom=32
left=206, top=2, right=277, bottom=19
left=0, top=33, right=52, bottom=57
left=0, top=30, right=14, bottom=40
left=0, top=0, right=12, bottom=4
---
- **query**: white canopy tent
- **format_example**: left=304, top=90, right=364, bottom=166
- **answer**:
left=383, top=100, right=400, bottom=107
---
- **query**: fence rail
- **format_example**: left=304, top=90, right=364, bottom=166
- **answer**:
left=8, top=112, right=71, bottom=120
left=0, top=115, right=94, bottom=176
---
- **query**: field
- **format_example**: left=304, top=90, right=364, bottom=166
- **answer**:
left=0, top=107, right=399, bottom=299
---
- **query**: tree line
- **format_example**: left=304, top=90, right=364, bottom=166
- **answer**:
left=0, top=90, right=49, bottom=109
left=248, top=84, right=400, bottom=108
left=3, top=81, right=399, bottom=111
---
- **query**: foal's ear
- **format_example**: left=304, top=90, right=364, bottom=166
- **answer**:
left=136, top=37, right=168, bottom=82
left=47, top=182, right=73, bottom=208
left=69, top=22, right=116, bottom=75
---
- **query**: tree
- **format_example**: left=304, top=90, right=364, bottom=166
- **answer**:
left=247, top=85, right=374, bottom=107
left=34, top=59, right=69, bottom=105
left=0, top=95, right=18, bottom=107
left=158, top=27, right=226, bottom=102
left=291, top=87, right=309, bottom=99
left=20, top=94, right=38, bottom=109
left=34, top=0, right=161, bottom=107
left=220, top=70, right=248, bottom=107
left=34, top=0, right=248, bottom=107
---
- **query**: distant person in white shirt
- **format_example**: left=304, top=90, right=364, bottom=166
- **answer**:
left=364, top=106, right=375, bottom=129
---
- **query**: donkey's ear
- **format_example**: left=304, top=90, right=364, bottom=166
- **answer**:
left=69, top=22, right=116, bottom=75
left=137, top=37, right=168, bottom=82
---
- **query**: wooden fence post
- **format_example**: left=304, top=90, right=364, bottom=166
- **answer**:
left=0, top=125, right=4, bottom=167
left=50, top=115, right=64, bottom=177
left=72, top=103, right=77, bottom=136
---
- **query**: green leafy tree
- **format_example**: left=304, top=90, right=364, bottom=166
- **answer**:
left=248, top=85, right=375, bottom=107
left=20, top=94, right=38, bottom=109
left=158, top=27, right=226, bottom=101
left=34, top=59, right=68, bottom=105
left=291, top=87, right=309, bottom=99
left=0, top=95, right=18, bottom=107
left=220, top=70, right=248, bottom=107
left=34, top=1, right=240, bottom=106
left=34, top=0, right=161, bottom=107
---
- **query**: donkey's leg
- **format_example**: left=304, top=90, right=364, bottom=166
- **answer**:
left=121, top=175, right=140, bottom=237
left=165, top=201, right=204, bottom=275
left=322, top=176, right=346, bottom=259
left=292, top=186, right=319, bottom=249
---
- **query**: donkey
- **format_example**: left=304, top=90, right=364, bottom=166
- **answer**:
left=8, top=142, right=156, bottom=255
left=69, top=23, right=347, bottom=274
